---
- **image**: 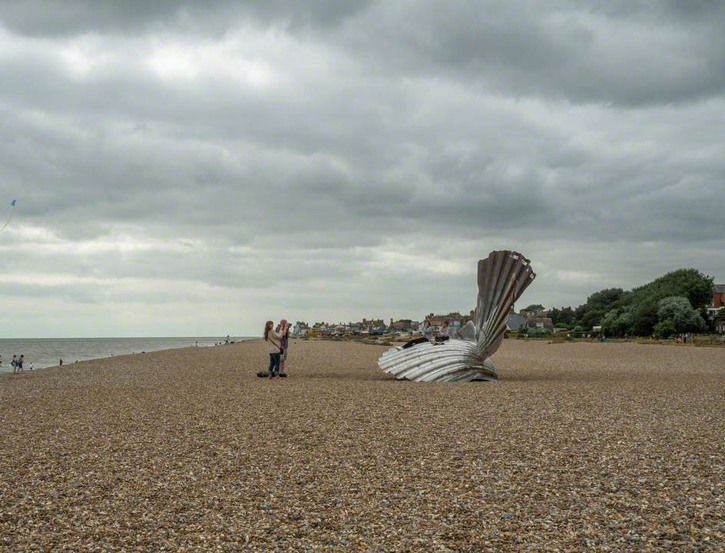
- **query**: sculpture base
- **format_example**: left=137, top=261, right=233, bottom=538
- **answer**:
left=378, top=341, right=498, bottom=382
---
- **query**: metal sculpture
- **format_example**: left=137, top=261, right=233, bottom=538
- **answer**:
left=378, top=250, right=535, bottom=381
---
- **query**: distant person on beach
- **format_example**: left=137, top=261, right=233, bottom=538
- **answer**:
left=11, top=355, right=17, bottom=374
left=445, top=320, right=462, bottom=340
left=276, top=320, right=290, bottom=377
left=16, top=355, right=24, bottom=373
left=435, top=320, right=452, bottom=343
left=59, top=358, right=63, bottom=366
left=402, top=320, right=434, bottom=349
left=263, top=320, right=284, bottom=379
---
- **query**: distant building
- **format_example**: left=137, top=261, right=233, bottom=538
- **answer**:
left=311, top=322, right=334, bottom=335
left=426, top=311, right=475, bottom=329
left=361, top=318, right=385, bottom=331
left=519, top=308, right=550, bottom=319
left=389, top=319, right=417, bottom=332
left=710, top=285, right=725, bottom=333
left=714, top=284, right=725, bottom=309
left=707, top=285, right=725, bottom=327
left=526, top=317, right=554, bottom=332
left=507, top=313, right=527, bottom=332
left=715, top=316, right=725, bottom=334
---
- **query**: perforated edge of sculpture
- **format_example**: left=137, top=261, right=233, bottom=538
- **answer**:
left=378, top=250, right=536, bottom=382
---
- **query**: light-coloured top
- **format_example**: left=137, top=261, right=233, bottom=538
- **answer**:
left=440, top=326, right=458, bottom=339
left=266, top=329, right=284, bottom=354
left=420, top=324, right=435, bottom=342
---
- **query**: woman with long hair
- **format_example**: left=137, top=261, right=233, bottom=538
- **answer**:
left=435, top=320, right=452, bottom=343
left=264, top=320, right=284, bottom=378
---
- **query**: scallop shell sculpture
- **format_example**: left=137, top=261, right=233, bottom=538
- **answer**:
left=378, top=250, right=535, bottom=381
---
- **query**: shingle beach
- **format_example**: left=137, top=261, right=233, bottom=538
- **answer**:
left=1, top=339, right=723, bottom=551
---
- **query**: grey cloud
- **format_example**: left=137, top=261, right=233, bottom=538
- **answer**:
left=0, top=0, right=372, bottom=36
left=0, top=1, right=724, bottom=336
left=333, top=1, right=725, bottom=106
left=0, top=281, right=98, bottom=303
left=3, top=0, right=725, bottom=106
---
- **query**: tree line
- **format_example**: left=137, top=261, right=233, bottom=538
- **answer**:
left=540, top=269, right=720, bottom=338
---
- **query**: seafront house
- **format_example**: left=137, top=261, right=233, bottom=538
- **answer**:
left=714, top=284, right=725, bottom=309
left=708, top=284, right=725, bottom=333
left=507, top=312, right=527, bottom=332
left=519, top=307, right=550, bottom=318
left=361, top=319, right=385, bottom=332
left=526, top=316, right=555, bottom=332
left=425, top=311, right=475, bottom=330
left=388, top=319, right=420, bottom=333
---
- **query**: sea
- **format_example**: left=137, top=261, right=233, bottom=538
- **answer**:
left=0, top=337, right=255, bottom=372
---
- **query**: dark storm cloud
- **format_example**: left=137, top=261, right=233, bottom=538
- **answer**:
left=332, top=1, right=725, bottom=106
left=0, top=0, right=372, bottom=36
left=3, top=1, right=725, bottom=105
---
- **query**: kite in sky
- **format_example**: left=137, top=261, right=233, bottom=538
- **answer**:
left=0, top=200, right=17, bottom=233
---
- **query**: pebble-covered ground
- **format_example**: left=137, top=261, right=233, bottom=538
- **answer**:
left=1, top=339, right=723, bottom=551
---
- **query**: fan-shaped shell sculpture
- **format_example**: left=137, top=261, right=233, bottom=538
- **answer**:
left=378, top=250, right=535, bottom=381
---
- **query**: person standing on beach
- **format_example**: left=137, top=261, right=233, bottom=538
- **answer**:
left=264, top=321, right=284, bottom=378
left=11, top=355, right=17, bottom=374
left=402, top=319, right=434, bottom=349
left=277, top=319, right=290, bottom=377
left=436, top=320, right=452, bottom=343
left=17, top=355, right=24, bottom=373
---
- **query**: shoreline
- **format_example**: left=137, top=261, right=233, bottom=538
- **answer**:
left=0, top=337, right=258, bottom=378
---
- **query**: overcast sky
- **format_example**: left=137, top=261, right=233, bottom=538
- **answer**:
left=1, top=1, right=723, bottom=337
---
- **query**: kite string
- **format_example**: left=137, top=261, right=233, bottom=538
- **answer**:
left=0, top=206, right=14, bottom=233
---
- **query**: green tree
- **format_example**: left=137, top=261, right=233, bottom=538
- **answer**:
left=602, top=308, right=631, bottom=337
left=657, top=296, right=706, bottom=333
left=654, top=320, right=676, bottom=339
left=629, top=301, right=659, bottom=337
left=549, top=307, right=561, bottom=323
left=601, top=310, right=618, bottom=336
left=588, top=288, right=626, bottom=310
left=632, top=269, right=714, bottom=310
left=575, top=288, right=625, bottom=330
left=550, top=306, right=576, bottom=327
left=523, top=304, right=545, bottom=312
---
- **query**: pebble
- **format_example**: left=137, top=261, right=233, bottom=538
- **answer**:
left=1, top=339, right=723, bottom=550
